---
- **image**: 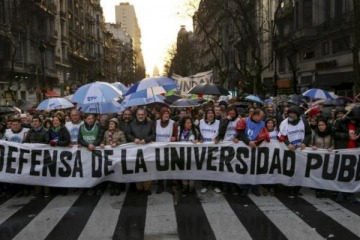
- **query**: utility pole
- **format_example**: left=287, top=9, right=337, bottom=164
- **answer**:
left=353, top=0, right=360, bottom=95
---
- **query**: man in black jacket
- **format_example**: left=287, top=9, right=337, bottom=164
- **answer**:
left=126, top=107, right=155, bottom=195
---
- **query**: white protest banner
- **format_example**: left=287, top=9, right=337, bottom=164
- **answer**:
left=0, top=140, right=359, bottom=192
left=172, top=70, right=213, bottom=97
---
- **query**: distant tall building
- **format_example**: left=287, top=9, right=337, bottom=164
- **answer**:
left=153, top=66, right=159, bottom=77
left=115, top=2, right=145, bottom=81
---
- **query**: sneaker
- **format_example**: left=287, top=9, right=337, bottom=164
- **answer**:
left=200, top=187, right=208, bottom=194
left=214, top=187, right=222, bottom=194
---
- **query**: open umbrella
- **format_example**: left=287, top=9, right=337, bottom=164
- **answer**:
left=71, top=81, right=123, bottom=104
left=170, top=99, right=199, bottom=108
left=302, top=88, right=334, bottom=100
left=187, top=83, right=229, bottom=96
left=112, top=82, right=128, bottom=94
left=125, top=77, right=177, bottom=96
left=0, top=106, right=21, bottom=115
left=120, top=94, right=165, bottom=108
left=36, top=98, right=74, bottom=110
left=164, top=95, right=181, bottom=104
left=16, top=100, right=34, bottom=112
left=77, top=100, right=122, bottom=114
left=245, top=95, right=262, bottom=103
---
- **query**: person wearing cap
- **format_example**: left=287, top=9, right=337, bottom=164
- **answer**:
left=198, top=108, right=221, bottom=194
left=236, top=108, right=269, bottom=197
left=78, top=113, right=104, bottom=196
left=100, top=118, right=126, bottom=196
left=332, top=106, right=360, bottom=203
left=278, top=105, right=312, bottom=197
left=126, top=107, right=155, bottom=195
left=154, top=107, right=178, bottom=194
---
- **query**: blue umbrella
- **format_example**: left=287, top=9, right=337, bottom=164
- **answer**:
left=170, top=99, right=199, bottom=108
left=302, top=88, right=334, bottom=100
left=125, top=77, right=178, bottom=96
left=77, top=100, right=122, bottom=114
left=112, top=82, right=128, bottom=94
left=36, top=98, right=74, bottom=110
left=121, top=94, right=165, bottom=108
left=245, top=95, right=262, bottom=103
left=71, top=81, right=123, bottom=104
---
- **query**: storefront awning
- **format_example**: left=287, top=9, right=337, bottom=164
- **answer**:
left=45, top=90, right=60, bottom=98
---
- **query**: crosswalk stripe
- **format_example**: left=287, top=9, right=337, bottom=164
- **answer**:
left=277, top=192, right=360, bottom=239
left=198, top=191, right=253, bottom=240
left=174, top=191, right=216, bottom=240
left=0, top=196, right=34, bottom=225
left=248, top=194, right=324, bottom=240
left=13, top=194, right=80, bottom=240
left=144, top=190, right=179, bottom=239
left=44, top=192, right=102, bottom=240
left=301, top=193, right=360, bottom=237
left=113, top=190, right=148, bottom=239
left=78, top=191, right=127, bottom=240
left=225, top=193, right=288, bottom=240
left=0, top=196, right=54, bottom=240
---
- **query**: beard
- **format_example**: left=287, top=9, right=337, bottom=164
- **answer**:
left=288, top=115, right=299, bottom=125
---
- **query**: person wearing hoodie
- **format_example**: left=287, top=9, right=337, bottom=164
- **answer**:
left=278, top=105, right=312, bottom=197
left=154, top=107, right=178, bottom=194
left=100, top=118, right=126, bottom=196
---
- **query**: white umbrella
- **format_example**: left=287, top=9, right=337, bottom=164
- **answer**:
left=36, top=98, right=74, bottom=110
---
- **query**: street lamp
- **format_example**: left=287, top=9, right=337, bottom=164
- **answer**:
left=38, top=41, right=46, bottom=100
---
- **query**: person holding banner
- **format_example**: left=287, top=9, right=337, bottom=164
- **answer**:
left=236, top=108, right=269, bottom=197
left=23, top=115, right=50, bottom=197
left=215, top=106, right=240, bottom=195
left=126, top=107, right=155, bottom=195
left=308, top=116, right=334, bottom=198
left=154, top=107, right=178, bottom=194
left=332, top=107, right=360, bottom=203
left=65, top=109, right=83, bottom=146
left=100, top=118, right=126, bottom=196
left=48, top=115, right=71, bottom=196
left=178, top=116, right=200, bottom=195
left=78, top=113, right=104, bottom=196
left=198, top=108, right=221, bottom=194
left=278, top=105, right=311, bottom=197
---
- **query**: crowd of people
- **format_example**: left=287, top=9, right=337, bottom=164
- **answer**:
left=0, top=98, right=359, bottom=204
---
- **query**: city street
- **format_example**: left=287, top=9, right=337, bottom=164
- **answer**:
left=0, top=185, right=359, bottom=240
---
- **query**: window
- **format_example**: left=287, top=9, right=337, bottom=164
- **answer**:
left=332, top=37, right=350, bottom=54
left=303, top=51, right=314, bottom=60
left=321, top=41, right=329, bottom=56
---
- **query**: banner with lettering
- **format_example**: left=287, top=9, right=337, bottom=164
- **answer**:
left=172, top=71, right=213, bottom=97
left=0, top=140, right=359, bottom=192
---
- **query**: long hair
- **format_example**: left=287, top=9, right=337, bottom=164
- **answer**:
left=179, top=116, right=199, bottom=140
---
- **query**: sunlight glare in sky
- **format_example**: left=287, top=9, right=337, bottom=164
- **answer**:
left=100, top=0, right=194, bottom=76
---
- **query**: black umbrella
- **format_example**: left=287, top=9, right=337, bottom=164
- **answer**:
left=170, top=99, right=200, bottom=108
left=16, top=100, right=34, bottom=111
left=164, top=95, right=181, bottom=104
left=0, top=105, right=21, bottom=115
left=188, top=83, right=229, bottom=96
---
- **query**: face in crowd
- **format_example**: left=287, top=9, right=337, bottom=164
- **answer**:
left=85, top=114, right=96, bottom=126
left=52, top=116, right=62, bottom=128
left=11, top=120, right=21, bottom=132
left=70, top=110, right=81, bottom=123
left=136, top=109, right=146, bottom=122
left=251, top=110, right=264, bottom=123
left=31, top=118, right=42, bottom=129
left=122, top=109, right=132, bottom=122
